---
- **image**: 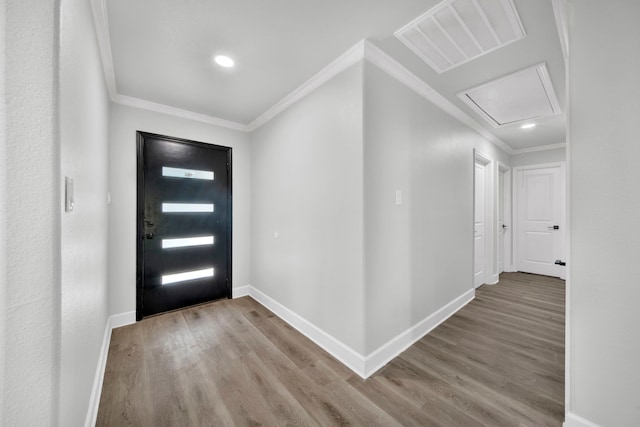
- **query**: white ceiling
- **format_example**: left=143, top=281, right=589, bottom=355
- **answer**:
left=102, top=0, right=566, bottom=152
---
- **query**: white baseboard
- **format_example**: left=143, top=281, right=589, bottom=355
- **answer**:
left=247, top=285, right=367, bottom=377
left=84, top=311, right=136, bottom=427
left=85, top=286, right=475, bottom=424
left=245, top=285, right=474, bottom=379
left=363, top=289, right=475, bottom=377
left=564, top=412, right=601, bottom=427
left=110, top=310, right=136, bottom=329
left=233, top=285, right=251, bottom=298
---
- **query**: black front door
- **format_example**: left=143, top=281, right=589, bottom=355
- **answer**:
left=137, top=132, right=231, bottom=319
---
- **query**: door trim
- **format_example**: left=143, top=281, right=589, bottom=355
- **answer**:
left=496, top=162, right=511, bottom=278
left=473, top=150, right=492, bottom=288
left=136, top=131, right=233, bottom=321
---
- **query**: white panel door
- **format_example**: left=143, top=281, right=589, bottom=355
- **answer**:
left=516, top=166, right=564, bottom=277
left=497, top=170, right=505, bottom=274
left=474, top=162, right=486, bottom=288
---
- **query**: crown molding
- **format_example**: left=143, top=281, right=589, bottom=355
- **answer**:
left=89, top=0, right=247, bottom=132
left=90, top=0, right=117, bottom=99
left=89, top=1, right=515, bottom=153
left=112, top=94, right=249, bottom=131
left=511, top=142, right=566, bottom=155
left=362, top=41, right=515, bottom=154
left=246, top=40, right=366, bottom=131
left=552, top=0, right=569, bottom=61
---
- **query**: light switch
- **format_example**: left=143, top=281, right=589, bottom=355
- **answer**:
left=65, top=177, right=74, bottom=212
left=395, top=190, right=402, bottom=205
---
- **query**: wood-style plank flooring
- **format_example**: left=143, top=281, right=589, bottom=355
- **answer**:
left=96, top=272, right=565, bottom=426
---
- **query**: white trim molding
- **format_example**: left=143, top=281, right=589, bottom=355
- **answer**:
left=239, top=284, right=474, bottom=379
left=552, top=0, right=569, bottom=61
left=232, top=285, right=251, bottom=298
left=246, top=285, right=366, bottom=376
left=363, top=41, right=514, bottom=154
left=89, top=1, right=517, bottom=155
left=89, top=0, right=247, bottom=131
left=457, top=63, right=562, bottom=129
left=86, top=290, right=473, bottom=421
left=84, top=312, right=136, bottom=427
left=564, top=412, right=602, bottom=427
left=511, top=142, right=566, bottom=155
left=113, top=94, right=248, bottom=131
left=363, top=289, right=475, bottom=377
left=89, top=0, right=117, bottom=99
left=246, top=41, right=366, bottom=131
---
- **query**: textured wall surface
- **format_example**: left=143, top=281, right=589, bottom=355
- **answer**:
left=3, top=0, right=61, bottom=424
left=108, top=104, right=251, bottom=317
left=59, top=0, right=110, bottom=424
left=568, top=0, right=640, bottom=425
left=250, top=63, right=365, bottom=353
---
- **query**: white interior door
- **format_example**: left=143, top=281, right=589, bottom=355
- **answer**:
left=497, top=170, right=505, bottom=274
left=515, top=165, right=565, bottom=277
left=474, top=162, right=486, bottom=288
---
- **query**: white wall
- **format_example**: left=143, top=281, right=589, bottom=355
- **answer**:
left=0, top=0, right=7, bottom=422
left=2, top=0, right=61, bottom=424
left=362, top=61, right=509, bottom=353
left=108, top=104, right=251, bottom=317
left=59, top=0, right=111, bottom=425
left=567, top=1, right=640, bottom=425
left=510, top=147, right=566, bottom=167
left=250, top=63, right=365, bottom=354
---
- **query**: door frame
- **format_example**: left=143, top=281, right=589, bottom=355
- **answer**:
left=473, top=150, right=493, bottom=288
left=136, top=131, right=233, bottom=321
left=496, top=162, right=512, bottom=276
left=512, top=161, right=566, bottom=279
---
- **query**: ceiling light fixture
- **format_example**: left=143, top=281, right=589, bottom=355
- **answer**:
left=214, top=55, right=234, bottom=68
left=521, top=123, right=536, bottom=129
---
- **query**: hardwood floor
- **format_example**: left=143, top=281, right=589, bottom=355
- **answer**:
left=96, top=272, right=565, bottom=426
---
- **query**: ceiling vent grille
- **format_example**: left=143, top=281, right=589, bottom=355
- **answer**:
left=395, top=0, right=526, bottom=73
left=457, top=63, right=562, bottom=127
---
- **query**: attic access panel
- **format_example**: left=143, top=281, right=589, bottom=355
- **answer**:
left=457, top=63, right=562, bottom=127
left=395, top=0, right=526, bottom=73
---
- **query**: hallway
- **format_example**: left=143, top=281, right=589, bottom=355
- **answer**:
left=97, top=272, right=564, bottom=426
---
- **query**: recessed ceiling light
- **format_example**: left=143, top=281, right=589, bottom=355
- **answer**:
left=521, top=123, right=536, bottom=129
left=214, top=55, right=234, bottom=68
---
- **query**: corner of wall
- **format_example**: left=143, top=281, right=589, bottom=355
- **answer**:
left=563, top=412, right=602, bottom=427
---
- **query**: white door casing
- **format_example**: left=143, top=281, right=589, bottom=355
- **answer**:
left=474, top=153, right=492, bottom=288
left=474, top=162, right=485, bottom=288
left=503, top=168, right=513, bottom=273
left=514, top=163, right=566, bottom=278
left=498, top=168, right=505, bottom=274
left=496, top=163, right=513, bottom=275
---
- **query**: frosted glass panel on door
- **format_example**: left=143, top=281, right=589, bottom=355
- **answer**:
left=162, top=267, right=214, bottom=285
left=162, top=203, right=214, bottom=213
left=162, top=167, right=214, bottom=180
left=162, top=236, right=214, bottom=249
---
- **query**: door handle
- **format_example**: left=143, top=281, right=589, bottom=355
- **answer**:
left=547, top=225, right=560, bottom=230
left=145, top=232, right=155, bottom=239
left=502, top=224, right=508, bottom=230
